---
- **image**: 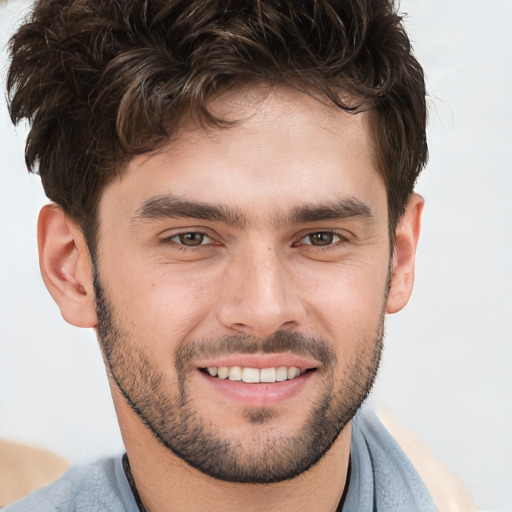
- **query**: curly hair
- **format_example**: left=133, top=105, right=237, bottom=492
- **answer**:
left=7, top=0, right=427, bottom=252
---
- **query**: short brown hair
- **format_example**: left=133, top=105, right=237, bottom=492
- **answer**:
left=8, top=0, right=427, bottom=253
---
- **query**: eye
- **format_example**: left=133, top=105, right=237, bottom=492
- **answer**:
left=299, top=231, right=343, bottom=247
left=168, top=232, right=212, bottom=247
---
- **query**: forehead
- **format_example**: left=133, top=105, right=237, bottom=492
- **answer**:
left=101, top=85, right=385, bottom=223
left=174, top=85, right=378, bottom=170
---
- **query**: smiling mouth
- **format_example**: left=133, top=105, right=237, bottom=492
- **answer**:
left=201, top=366, right=315, bottom=384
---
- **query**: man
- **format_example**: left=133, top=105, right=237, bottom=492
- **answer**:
left=4, top=1, right=475, bottom=511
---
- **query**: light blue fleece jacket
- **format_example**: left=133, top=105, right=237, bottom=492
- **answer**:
left=5, top=408, right=438, bottom=511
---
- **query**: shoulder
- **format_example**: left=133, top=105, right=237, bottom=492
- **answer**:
left=0, top=438, right=69, bottom=508
left=353, top=407, right=478, bottom=512
left=3, top=456, right=137, bottom=512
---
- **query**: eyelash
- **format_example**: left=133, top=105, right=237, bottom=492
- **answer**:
left=294, top=231, right=349, bottom=250
left=163, top=232, right=215, bottom=250
left=162, top=230, right=349, bottom=251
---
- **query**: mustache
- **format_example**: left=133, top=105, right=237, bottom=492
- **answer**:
left=175, top=331, right=336, bottom=370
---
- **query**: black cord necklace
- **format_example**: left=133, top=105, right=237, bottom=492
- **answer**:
left=122, top=453, right=147, bottom=512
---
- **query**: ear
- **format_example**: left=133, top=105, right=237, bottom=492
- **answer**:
left=38, top=204, right=97, bottom=328
left=386, top=193, right=424, bottom=314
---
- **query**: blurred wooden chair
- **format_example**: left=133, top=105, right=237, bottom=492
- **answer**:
left=376, top=408, right=479, bottom=512
left=0, top=438, right=69, bottom=508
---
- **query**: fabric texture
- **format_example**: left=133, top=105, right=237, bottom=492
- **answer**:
left=341, top=409, right=438, bottom=511
left=3, top=457, right=139, bottom=512
left=0, top=439, right=69, bottom=508
left=4, top=408, right=438, bottom=512
left=375, top=408, right=478, bottom=512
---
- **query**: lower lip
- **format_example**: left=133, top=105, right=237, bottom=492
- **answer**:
left=198, top=370, right=315, bottom=407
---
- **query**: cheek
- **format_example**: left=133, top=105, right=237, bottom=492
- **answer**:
left=103, top=261, right=218, bottom=355
left=297, top=259, right=388, bottom=345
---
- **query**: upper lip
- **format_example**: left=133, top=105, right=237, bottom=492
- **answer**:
left=195, top=353, right=319, bottom=370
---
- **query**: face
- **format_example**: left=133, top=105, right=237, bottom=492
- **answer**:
left=94, top=86, right=391, bottom=483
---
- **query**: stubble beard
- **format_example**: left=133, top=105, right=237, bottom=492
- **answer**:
left=93, top=267, right=385, bottom=484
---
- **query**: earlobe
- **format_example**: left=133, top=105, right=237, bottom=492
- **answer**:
left=386, top=193, right=424, bottom=314
left=38, top=204, right=97, bottom=328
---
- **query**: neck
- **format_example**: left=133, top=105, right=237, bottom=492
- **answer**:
left=115, top=400, right=352, bottom=512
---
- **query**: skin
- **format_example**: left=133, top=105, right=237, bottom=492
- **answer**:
left=38, top=85, right=423, bottom=512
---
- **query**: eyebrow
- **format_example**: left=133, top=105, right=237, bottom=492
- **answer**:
left=133, top=195, right=248, bottom=228
left=132, top=194, right=374, bottom=228
left=287, top=198, right=373, bottom=224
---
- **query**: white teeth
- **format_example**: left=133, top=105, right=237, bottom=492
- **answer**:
left=217, top=367, right=229, bottom=379
left=287, top=367, right=300, bottom=379
left=228, top=366, right=242, bottom=381
left=242, top=367, right=260, bottom=383
left=276, top=366, right=288, bottom=381
left=260, top=367, right=276, bottom=382
left=206, top=365, right=305, bottom=383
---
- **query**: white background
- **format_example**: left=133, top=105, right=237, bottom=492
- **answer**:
left=1, top=1, right=511, bottom=510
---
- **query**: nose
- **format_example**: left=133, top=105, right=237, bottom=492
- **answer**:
left=216, top=246, right=306, bottom=338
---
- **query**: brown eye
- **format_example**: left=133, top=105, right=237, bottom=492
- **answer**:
left=171, top=232, right=209, bottom=246
left=305, top=232, right=338, bottom=246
